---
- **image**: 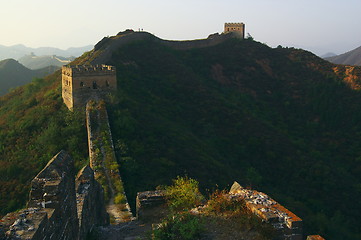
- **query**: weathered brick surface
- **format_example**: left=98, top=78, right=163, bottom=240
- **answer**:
left=136, top=191, right=168, bottom=223
left=62, top=65, right=117, bottom=110
left=76, top=165, right=109, bottom=239
left=1, top=151, right=109, bottom=240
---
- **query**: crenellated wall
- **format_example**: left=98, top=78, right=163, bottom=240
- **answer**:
left=0, top=151, right=109, bottom=240
left=62, top=65, right=117, bottom=110
left=224, top=22, right=245, bottom=38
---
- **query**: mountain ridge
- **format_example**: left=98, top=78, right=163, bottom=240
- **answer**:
left=326, top=45, right=361, bottom=66
left=0, top=44, right=93, bottom=61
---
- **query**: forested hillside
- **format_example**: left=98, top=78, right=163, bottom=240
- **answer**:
left=0, top=73, right=88, bottom=214
left=0, top=59, right=58, bottom=95
left=1, top=34, right=361, bottom=239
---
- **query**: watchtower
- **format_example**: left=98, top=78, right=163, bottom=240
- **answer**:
left=62, top=65, right=117, bottom=110
left=224, top=22, right=245, bottom=39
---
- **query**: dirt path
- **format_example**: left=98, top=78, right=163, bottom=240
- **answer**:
left=97, top=221, right=152, bottom=240
left=100, top=138, right=131, bottom=224
left=87, top=101, right=133, bottom=225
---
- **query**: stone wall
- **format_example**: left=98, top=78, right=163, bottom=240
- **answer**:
left=86, top=100, right=132, bottom=223
left=136, top=191, right=167, bottom=222
left=0, top=151, right=109, bottom=240
left=160, top=32, right=240, bottom=50
left=76, top=165, right=109, bottom=239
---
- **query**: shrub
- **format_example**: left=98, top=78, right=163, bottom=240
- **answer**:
left=114, top=193, right=126, bottom=204
left=206, top=189, right=246, bottom=215
left=164, top=176, right=204, bottom=212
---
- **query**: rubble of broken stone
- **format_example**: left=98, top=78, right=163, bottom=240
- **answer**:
left=229, top=181, right=303, bottom=240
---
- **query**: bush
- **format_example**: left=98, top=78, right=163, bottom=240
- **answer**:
left=164, top=176, right=204, bottom=212
left=206, top=189, right=246, bottom=215
left=152, top=213, right=204, bottom=240
left=114, top=193, right=126, bottom=204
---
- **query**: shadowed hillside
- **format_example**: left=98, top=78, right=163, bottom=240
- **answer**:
left=1, top=32, right=361, bottom=239
left=0, top=59, right=58, bottom=95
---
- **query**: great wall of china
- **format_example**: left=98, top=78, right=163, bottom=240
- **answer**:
left=0, top=25, right=325, bottom=239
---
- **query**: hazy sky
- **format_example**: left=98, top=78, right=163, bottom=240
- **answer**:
left=1, top=0, right=360, bottom=55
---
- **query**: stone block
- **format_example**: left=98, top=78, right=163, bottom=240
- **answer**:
left=136, top=191, right=167, bottom=221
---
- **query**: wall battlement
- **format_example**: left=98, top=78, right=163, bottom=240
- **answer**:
left=224, top=22, right=245, bottom=38
left=62, top=64, right=117, bottom=110
left=62, top=65, right=116, bottom=76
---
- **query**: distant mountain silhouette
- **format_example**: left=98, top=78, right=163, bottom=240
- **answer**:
left=0, top=44, right=93, bottom=61
left=0, top=59, right=58, bottom=95
left=326, top=46, right=361, bottom=66
left=321, top=52, right=337, bottom=58
left=18, top=54, right=74, bottom=70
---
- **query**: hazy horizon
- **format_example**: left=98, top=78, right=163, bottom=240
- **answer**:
left=1, top=0, right=361, bottom=56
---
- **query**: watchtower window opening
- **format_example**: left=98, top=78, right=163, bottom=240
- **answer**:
left=80, top=81, right=84, bottom=87
left=93, top=81, right=98, bottom=89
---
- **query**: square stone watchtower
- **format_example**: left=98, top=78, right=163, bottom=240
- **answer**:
left=62, top=65, right=117, bottom=110
left=224, top=22, right=245, bottom=39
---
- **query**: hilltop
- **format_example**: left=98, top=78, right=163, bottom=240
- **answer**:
left=0, top=59, right=58, bottom=95
left=1, top=31, right=361, bottom=239
left=326, top=45, right=361, bottom=66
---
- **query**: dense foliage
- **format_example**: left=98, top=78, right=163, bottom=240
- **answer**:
left=106, top=38, right=361, bottom=239
left=1, top=35, right=361, bottom=239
